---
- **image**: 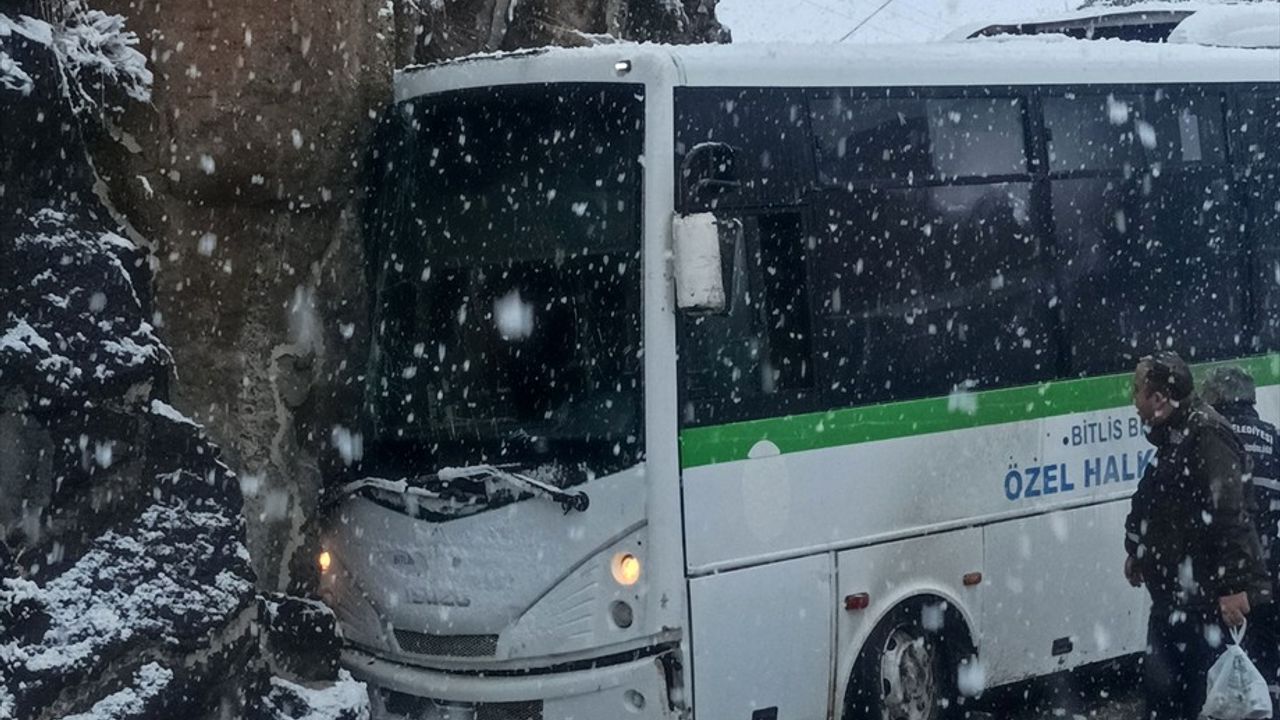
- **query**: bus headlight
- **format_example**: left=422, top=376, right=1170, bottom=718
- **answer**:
left=611, top=552, right=641, bottom=586
left=318, top=550, right=333, bottom=573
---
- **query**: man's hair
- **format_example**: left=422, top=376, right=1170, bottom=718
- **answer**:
left=1202, top=365, right=1257, bottom=406
left=1139, top=351, right=1194, bottom=401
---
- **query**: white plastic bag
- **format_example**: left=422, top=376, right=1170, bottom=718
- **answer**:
left=1201, top=623, right=1274, bottom=719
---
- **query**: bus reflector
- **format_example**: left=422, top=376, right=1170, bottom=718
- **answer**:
left=963, top=572, right=983, bottom=586
left=844, top=593, right=870, bottom=611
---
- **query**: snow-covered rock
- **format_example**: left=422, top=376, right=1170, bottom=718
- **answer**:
left=0, top=6, right=370, bottom=719
left=0, top=469, right=256, bottom=718
left=256, top=671, right=370, bottom=720
left=59, top=663, right=174, bottom=720
left=0, top=210, right=169, bottom=403
left=0, top=3, right=149, bottom=112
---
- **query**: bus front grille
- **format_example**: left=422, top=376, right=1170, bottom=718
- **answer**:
left=392, top=628, right=499, bottom=657
left=477, top=702, right=542, bottom=720
left=381, top=690, right=542, bottom=720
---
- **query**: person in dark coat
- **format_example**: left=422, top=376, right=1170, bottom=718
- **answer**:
left=1124, top=351, right=1272, bottom=720
left=1202, top=365, right=1280, bottom=696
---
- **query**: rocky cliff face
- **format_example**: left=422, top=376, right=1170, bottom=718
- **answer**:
left=85, top=0, right=392, bottom=591
left=4, top=0, right=724, bottom=714
left=1, top=9, right=366, bottom=719
left=87, top=0, right=726, bottom=593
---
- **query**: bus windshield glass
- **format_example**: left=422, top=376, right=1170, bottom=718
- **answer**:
left=364, top=83, right=645, bottom=476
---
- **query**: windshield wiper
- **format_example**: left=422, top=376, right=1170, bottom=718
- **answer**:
left=438, top=464, right=590, bottom=514
left=330, top=465, right=590, bottom=514
left=333, top=476, right=445, bottom=500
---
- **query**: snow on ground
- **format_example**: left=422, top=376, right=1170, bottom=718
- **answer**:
left=263, top=671, right=371, bottom=720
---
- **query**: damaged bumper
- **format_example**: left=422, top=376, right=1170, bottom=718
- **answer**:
left=344, top=646, right=680, bottom=719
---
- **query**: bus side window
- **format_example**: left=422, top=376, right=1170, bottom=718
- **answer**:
left=1239, top=88, right=1280, bottom=166
left=809, top=93, right=1027, bottom=184
left=1043, top=93, right=1142, bottom=172
left=758, top=214, right=813, bottom=393
left=811, top=184, right=1052, bottom=406
left=1043, top=91, right=1143, bottom=374
left=1240, top=89, right=1280, bottom=349
left=679, top=212, right=813, bottom=426
left=1047, top=89, right=1244, bottom=376
left=1141, top=90, right=1227, bottom=166
left=805, top=90, right=1050, bottom=407
left=673, top=88, right=814, bottom=213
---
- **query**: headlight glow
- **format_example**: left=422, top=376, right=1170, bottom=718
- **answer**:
left=611, top=553, right=641, bottom=586
left=318, top=550, right=332, bottom=573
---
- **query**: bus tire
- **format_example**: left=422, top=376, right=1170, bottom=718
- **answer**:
left=842, top=600, right=968, bottom=720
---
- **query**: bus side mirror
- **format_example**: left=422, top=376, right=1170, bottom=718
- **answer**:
left=672, top=212, right=741, bottom=315
left=681, top=142, right=740, bottom=205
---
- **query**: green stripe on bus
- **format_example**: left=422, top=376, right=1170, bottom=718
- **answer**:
left=678, top=353, right=1280, bottom=469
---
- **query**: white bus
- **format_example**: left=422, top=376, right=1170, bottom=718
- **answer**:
left=319, top=32, right=1280, bottom=720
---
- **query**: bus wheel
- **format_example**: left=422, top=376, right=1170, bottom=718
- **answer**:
left=844, top=604, right=958, bottom=720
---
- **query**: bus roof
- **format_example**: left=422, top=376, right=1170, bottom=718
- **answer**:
left=951, top=2, right=1280, bottom=47
left=395, top=39, right=1280, bottom=101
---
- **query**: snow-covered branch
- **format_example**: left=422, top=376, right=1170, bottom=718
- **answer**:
left=0, top=2, right=151, bottom=113
left=53, top=5, right=151, bottom=106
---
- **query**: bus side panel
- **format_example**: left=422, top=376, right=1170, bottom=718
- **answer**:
left=980, top=501, right=1149, bottom=686
left=1258, top=385, right=1280, bottom=429
left=688, top=554, right=834, bottom=720
left=833, top=529, right=983, bottom=707
left=681, top=422, right=1044, bottom=573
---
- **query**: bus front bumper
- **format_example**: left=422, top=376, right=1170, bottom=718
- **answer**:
left=343, top=647, right=681, bottom=719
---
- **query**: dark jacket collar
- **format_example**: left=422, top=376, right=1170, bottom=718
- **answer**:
left=1214, top=400, right=1260, bottom=420
left=1146, top=398, right=1196, bottom=447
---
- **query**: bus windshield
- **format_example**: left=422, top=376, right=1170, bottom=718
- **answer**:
left=364, top=83, right=645, bottom=477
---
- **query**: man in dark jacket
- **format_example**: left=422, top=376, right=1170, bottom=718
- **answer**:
left=1202, top=365, right=1280, bottom=695
left=1124, top=351, right=1271, bottom=720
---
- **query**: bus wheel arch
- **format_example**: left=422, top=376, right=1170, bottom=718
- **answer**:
left=840, top=594, right=978, bottom=720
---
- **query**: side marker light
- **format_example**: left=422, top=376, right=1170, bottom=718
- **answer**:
left=844, top=593, right=870, bottom=611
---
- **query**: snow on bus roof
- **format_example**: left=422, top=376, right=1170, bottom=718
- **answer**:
left=396, top=38, right=1279, bottom=101
left=946, top=1, right=1217, bottom=37
left=950, top=2, right=1278, bottom=47
left=668, top=38, right=1279, bottom=86
left=1169, top=5, right=1280, bottom=48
